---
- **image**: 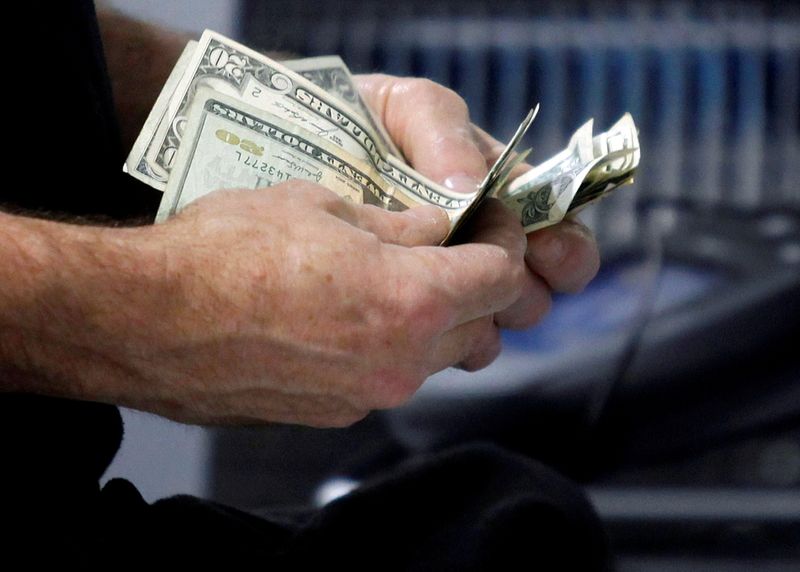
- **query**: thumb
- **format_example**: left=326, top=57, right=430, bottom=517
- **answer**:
left=355, top=74, right=487, bottom=194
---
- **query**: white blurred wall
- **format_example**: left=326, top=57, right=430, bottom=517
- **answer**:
left=106, top=0, right=240, bottom=36
left=104, top=409, right=210, bottom=502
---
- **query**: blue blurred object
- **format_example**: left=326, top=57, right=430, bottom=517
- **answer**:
left=502, top=260, right=725, bottom=354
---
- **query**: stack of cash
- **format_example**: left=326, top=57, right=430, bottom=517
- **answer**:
left=125, top=30, right=640, bottom=243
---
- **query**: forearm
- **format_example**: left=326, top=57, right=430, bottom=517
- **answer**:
left=0, top=212, right=167, bottom=403
left=96, top=6, right=193, bottom=151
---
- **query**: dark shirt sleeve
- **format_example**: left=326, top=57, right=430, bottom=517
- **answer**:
left=2, top=0, right=159, bottom=221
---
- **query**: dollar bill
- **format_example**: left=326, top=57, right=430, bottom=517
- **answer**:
left=124, top=40, right=197, bottom=190
left=124, top=31, right=639, bottom=239
left=158, top=89, right=421, bottom=222
left=499, top=115, right=640, bottom=232
left=569, top=149, right=639, bottom=212
left=127, top=30, right=484, bottom=216
left=502, top=158, right=603, bottom=232
left=158, top=88, right=539, bottom=243
left=281, top=55, right=401, bottom=156
left=127, top=48, right=389, bottom=189
left=126, top=31, right=394, bottom=190
left=446, top=106, right=538, bottom=241
left=498, top=119, right=596, bottom=231
left=500, top=118, right=595, bottom=200
left=232, top=72, right=453, bottom=212
left=591, top=113, right=640, bottom=174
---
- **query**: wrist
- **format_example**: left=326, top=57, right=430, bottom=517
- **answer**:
left=0, top=213, right=173, bottom=404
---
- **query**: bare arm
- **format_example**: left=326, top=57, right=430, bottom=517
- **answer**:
left=0, top=212, right=167, bottom=402
left=0, top=188, right=528, bottom=426
left=96, top=6, right=193, bottom=151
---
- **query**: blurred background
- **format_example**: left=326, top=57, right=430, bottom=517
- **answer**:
left=106, top=1, right=799, bottom=570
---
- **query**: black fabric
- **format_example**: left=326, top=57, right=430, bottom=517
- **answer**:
left=3, top=2, right=611, bottom=569
left=1, top=393, right=122, bottom=493
left=11, top=441, right=611, bottom=571
left=278, top=444, right=612, bottom=571
left=3, top=0, right=159, bottom=220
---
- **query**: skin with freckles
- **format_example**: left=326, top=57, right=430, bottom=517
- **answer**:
left=0, top=14, right=600, bottom=427
left=0, top=185, right=527, bottom=427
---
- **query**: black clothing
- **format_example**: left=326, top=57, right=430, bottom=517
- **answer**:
left=4, top=0, right=159, bottom=220
left=3, top=2, right=611, bottom=569
left=11, top=432, right=611, bottom=570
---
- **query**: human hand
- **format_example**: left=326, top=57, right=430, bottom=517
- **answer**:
left=18, top=182, right=525, bottom=427
left=2, top=76, right=598, bottom=429
left=118, top=76, right=596, bottom=427
left=355, top=75, right=601, bottom=330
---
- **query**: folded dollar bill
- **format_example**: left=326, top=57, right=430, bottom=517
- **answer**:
left=499, top=114, right=640, bottom=233
left=125, top=30, right=640, bottom=243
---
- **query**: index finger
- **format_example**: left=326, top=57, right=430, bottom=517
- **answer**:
left=403, top=199, right=527, bottom=327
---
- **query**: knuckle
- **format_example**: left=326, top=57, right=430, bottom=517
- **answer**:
left=276, top=180, right=339, bottom=206
left=384, top=209, right=415, bottom=241
left=461, top=322, right=502, bottom=372
left=362, top=229, right=385, bottom=255
left=485, top=200, right=528, bottom=254
left=498, top=279, right=552, bottom=330
left=309, top=188, right=343, bottom=210
left=394, top=279, right=451, bottom=338
left=406, top=78, right=468, bottom=114
left=504, top=261, right=527, bottom=302
left=404, top=77, right=439, bottom=98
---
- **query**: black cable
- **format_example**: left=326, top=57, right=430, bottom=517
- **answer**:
left=586, top=204, right=668, bottom=428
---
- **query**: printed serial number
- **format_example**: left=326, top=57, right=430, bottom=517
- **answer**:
left=234, top=151, right=290, bottom=181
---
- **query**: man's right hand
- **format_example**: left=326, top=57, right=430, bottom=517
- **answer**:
left=1, top=182, right=532, bottom=427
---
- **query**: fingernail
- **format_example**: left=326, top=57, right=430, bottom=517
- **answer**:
left=529, top=233, right=566, bottom=266
left=443, top=173, right=481, bottom=196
